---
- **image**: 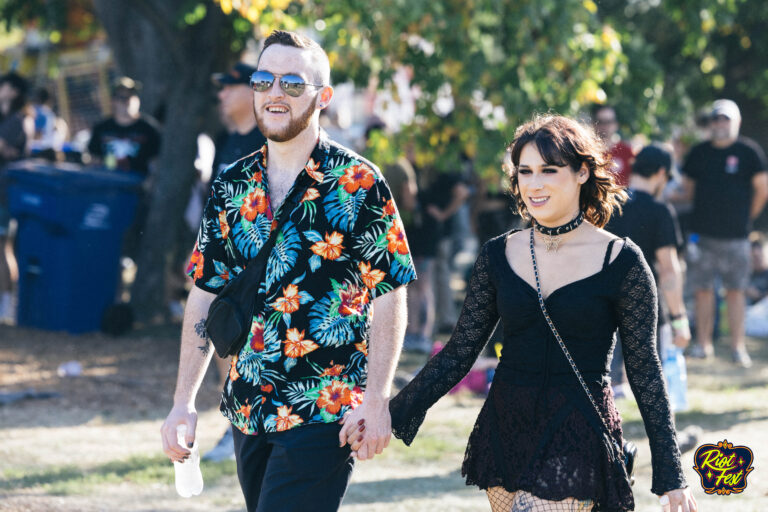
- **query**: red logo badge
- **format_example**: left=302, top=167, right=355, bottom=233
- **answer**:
left=693, top=439, right=754, bottom=495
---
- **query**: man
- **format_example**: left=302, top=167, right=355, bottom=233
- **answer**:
left=594, top=104, right=634, bottom=187
left=88, top=77, right=161, bottom=177
left=161, top=31, right=415, bottom=511
left=211, top=62, right=267, bottom=181
left=681, top=99, right=768, bottom=367
left=202, top=62, right=267, bottom=462
left=605, top=145, right=692, bottom=402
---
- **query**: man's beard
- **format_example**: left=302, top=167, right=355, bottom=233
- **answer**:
left=254, top=96, right=317, bottom=143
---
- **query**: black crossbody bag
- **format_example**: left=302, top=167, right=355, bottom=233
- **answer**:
left=205, top=173, right=313, bottom=358
left=528, top=229, right=637, bottom=486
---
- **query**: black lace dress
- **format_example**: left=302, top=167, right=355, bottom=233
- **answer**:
left=389, top=232, right=687, bottom=511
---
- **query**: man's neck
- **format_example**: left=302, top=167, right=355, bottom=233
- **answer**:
left=711, top=137, right=737, bottom=149
left=628, top=176, right=655, bottom=195
left=266, top=124, right=319, bottom=175
left=114, top=113, right=139, bottom=126
left=231, top=113, right=258, bottom=135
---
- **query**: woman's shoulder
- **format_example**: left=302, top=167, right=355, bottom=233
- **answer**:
left=482, top=228, right=528, bottom=252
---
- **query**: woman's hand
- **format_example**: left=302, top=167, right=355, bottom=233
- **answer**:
left=661, top=487, right=697, bottom=512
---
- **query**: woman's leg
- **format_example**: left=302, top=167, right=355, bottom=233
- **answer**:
left=486, top=488, right=594, bottom=512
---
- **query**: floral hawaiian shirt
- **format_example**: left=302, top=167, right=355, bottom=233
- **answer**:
left=187, top=133, right=416, bottom=435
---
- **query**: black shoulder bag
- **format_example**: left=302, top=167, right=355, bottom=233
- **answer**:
left=205, top=173, right=313, bottom=358
left=528, top=229, right=637, bottom=486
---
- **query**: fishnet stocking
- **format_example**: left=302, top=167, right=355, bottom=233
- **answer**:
left=487, top=488, right=594, bottom=512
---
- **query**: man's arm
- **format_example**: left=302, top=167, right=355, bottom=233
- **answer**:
left=338, top=285, right=407, bottom=460
left=160, top=286, right=217, bottom=462
left=427, top=182, right=471, bottom=222
left=750, top=171, right=768, bottom=220
left=655, top=246, right=690, bottom=348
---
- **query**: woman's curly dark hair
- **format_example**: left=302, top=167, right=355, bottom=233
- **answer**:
left=504, top=114, right=627, bottom=228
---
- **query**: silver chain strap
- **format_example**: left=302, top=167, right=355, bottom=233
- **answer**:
left=529, top=228, right=616, bottom=441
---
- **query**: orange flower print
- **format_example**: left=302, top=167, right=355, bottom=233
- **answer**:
left=240, top=187, right=268, bottom=221
left=354, top=340, right=368, bottom=356
left=229, top=355, right=240, bottom=382
left=386, top=218, right=410, bottom=255
left=283, top=328, right=319, bottom=358
left=305, top=158, right=324, bottom=182
left=187, top=247, right=204, bottom=279
left=250, top=321, right=265, bottom=352
left=339, top=285, right=369, bottom=317
left=316, top=380, right=352, bottom=414
left=275, top=405, right=304, bottom=431
left=250, top=170, right=263, bottom=183
left=383, top=199, right=397, bottom=217
left=319, top=361, right=346, bottom=377
left=193, top=253, right=204, bottom=280
left=311, top=231, right=345, bottom=261
left=236, top=401, right=252, bottom=420
left=338, top=164, right=375, bottom=194
left=350, top=386, right=364, bottom=408
left=302, top=187, right=320, bottom=203
left=260, top=384, right=273, bottom=393
left=273, top=284, right=301, bottom=314
left=218, top=210, right=230, bottom=239
left=359, top=261, right=386, bottom=289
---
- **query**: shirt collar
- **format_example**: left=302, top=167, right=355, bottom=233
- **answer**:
left=253, top=128, right=332, bottom=184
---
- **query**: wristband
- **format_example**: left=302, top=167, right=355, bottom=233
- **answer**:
left=670, top=317, right=689, bottom=331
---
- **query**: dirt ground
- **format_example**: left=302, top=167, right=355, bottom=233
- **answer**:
left=1, top=323, right=767, bottom=511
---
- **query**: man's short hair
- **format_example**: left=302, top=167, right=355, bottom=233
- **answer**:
left=259, top=30, right=330, bottom=85
left=633, top=143, right=672, bottom=179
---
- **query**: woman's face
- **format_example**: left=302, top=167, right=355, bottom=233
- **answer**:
left=516, top=142, right=587, bottom=227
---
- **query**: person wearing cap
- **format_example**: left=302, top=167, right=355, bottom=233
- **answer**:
left=211, top=62, right=266, bottom=182
left=201, top=62, right=266, bottom=462
left=87, top=77, right=161, bottom=177
left=681, top=99, right=768, bottom=367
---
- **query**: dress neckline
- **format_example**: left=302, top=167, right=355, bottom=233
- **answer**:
left=498, top=232, right=627, bottom=302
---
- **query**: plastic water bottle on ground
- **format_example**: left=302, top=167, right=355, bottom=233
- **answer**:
left=174, top=424, right=203, bottom=497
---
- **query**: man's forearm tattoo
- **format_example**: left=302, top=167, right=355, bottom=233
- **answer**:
left=195, top=318, right=211, bottom=356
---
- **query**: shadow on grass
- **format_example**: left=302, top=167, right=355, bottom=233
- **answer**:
left=0, top=455, right=236, bottom=496
left=344, top=469, right=476, bottom=505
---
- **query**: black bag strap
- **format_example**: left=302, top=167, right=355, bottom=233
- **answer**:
left=528, top=228, right=621, bottom=452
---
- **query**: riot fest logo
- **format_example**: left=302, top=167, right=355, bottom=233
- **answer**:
left=693, top=439, right=754, bottom=495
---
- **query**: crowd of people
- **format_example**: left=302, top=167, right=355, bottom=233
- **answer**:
left=2, top=27, right=767, bottom=511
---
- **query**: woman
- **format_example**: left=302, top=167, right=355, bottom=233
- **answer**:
left=381, top=116, right=695, bottom=511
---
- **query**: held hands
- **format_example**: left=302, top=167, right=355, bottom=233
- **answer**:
left=338, top=398, right=391, bottom=460
left=161, top=404, right=198, bottom=463
left=660, top=488, right=697, bottom=512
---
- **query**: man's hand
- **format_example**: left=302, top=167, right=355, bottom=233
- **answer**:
left=338, top=398, right=391, bottom=460
left=161, top=404, right=198, bottom=463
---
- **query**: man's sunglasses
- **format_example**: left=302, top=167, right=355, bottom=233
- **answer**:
left=250, top=71, right=325, bottom=97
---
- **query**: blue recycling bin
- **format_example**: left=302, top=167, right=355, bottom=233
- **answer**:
left=6, top=161, right=143, bottom=333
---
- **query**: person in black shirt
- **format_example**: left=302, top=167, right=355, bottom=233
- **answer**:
left=681, top=99, right=768, bottom=367
left=88, top=77, right=161, bottom=177
left=387, top=115, right=696, bottom=512
left=211, top=62, right=266, bottom=181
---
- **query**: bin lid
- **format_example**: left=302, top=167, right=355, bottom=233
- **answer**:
left=6, top=160, right=144, bottom=192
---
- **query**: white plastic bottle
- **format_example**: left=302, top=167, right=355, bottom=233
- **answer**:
left=174, top=424, right=203, bottom=497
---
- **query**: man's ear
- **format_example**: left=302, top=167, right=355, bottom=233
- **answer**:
left=317, top=86, right=334, bottom=110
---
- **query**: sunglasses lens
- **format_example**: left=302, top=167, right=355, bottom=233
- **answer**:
left=280, top=75, right=306, bottom=97
left=250, top=71, right=274, bottom=92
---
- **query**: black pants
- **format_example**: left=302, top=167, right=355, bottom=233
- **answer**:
left=232, top=423, right=354, bottom=512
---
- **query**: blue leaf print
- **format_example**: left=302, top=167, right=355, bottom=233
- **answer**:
left=265, top=221, right=301, bottom=288
left=303, top=230, right=324, bottom=243
left=205, top=275, right=227, bottom=289
left=323, top=187, right=367, bottom=231
left=309, top=254, right=322, bottom=272
left=308, top=291, right=354, bottom=347
left=236, top=351, right=264, bottom=384
left=232, top=215, right=271, bottom=258
left=284, top=357, right=297, bottom=373
left=388, top=258, right=416, bottom=285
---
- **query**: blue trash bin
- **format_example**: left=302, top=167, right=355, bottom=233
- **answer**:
left=7, top=161, right=143, bottom=333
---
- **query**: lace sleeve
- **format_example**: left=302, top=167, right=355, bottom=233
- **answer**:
left=389, top=241, right=500, bottom=445
left=615, top=249, right=687, bottom=495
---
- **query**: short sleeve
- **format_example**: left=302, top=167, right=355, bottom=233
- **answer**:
left=654, top=203, right=681, bottom=252
left=747, top=141, right=768, bottom=177
left=350, top=173, right=417, bottom=300
left=681, top=146, right=701, bottom=180
left=87, top=123, right=103, bottom=157
left=186, top=181, right=240, bottom=294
